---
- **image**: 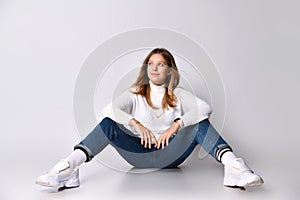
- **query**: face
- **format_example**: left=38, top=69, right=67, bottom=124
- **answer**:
left=147, top=54, right=171, bottom=85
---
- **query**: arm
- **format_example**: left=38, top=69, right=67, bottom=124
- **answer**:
left=101, top=89, right=134, bottom=125
left=175, top=88, right=212, bottom=127
left=156, top=88, right=211, bottom=149
left=102, top=89, right=157, bottom=148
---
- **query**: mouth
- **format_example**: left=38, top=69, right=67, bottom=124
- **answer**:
left=150, top=73, right=159, bottom=76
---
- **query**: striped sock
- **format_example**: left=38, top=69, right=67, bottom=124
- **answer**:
left=220, top=151, right=238, bottom=166
left=215, top=145, right=233, bottom=163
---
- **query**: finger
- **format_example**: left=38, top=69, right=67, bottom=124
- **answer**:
left=149, top=133, right=154, bottom=149
left=141, top=132, right=147, bottom=146
left=144, top=132, right=150, bottom=148
left=140, top=133, right=144, bottom=145
left=150, top=132, right=157, bottom=147
left=166, top=134, right=171, bottom=146
left=152, top=135, right=158, bottom=147
left=148, top=136, right=152, bottom=149
left=158, top=134, right=165, bottom=149
left=161, top=134, right=166, bottom=149
left=144, top=134, right=148, bottom=148
left=147, top=132, right=152, bottom=149
left=145, top=132, right=150, bottom=148
left=162, top=134, right=170, bottom=148
left=156, top=137, right=161, bottom=149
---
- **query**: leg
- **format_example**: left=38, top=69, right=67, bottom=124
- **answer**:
left=163, top=118, right=231, bottom=168
left=75, top=117, right=200, bottom=169
left=84, top=118, right=199, bottom=169
left=164, top=119, right=264, bottom=187
left=192, top=119, right=264, bottom=187
left=139, top=119, right=232, bottom=168
left=74, top=117, right=156, bottom=167
left=193, top=119, right=233, bottom=162
left=36, top=117, right=152, bottom=189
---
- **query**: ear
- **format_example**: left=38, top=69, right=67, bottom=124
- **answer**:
left=167, top=67, right=172, bottom=75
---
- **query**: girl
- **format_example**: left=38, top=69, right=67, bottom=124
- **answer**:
left=36, top=48, right=263, bottom=190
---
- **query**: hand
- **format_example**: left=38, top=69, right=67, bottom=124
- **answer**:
left=156, top=122, right=180, bottom=149
left=130, top=119, right=158, bottom=149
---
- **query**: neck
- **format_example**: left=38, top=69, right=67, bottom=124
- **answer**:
left=149, top=81, right=165, bottom=94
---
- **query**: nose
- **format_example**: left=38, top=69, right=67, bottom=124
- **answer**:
left=151, top=64, right=158, bottom=71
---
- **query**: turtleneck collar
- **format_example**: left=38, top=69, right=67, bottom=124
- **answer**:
left=149, top=81, right=166, bottom=94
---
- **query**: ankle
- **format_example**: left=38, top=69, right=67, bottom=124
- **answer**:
left=221, top=151, right=238, bottom=166
left=66, top=149, right=86, bottom=168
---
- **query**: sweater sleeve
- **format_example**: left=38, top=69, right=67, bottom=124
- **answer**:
left=101, top=88, right=134, bottom=125
left=175, top=88, right=212, bottom=127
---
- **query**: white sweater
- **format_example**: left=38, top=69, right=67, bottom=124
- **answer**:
left=102, top=81, right=212, bottom=138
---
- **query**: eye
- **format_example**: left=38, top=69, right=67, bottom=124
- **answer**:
left=158, top=63, right=164, bottom=67
left=148, top=62, right=153, bottom=66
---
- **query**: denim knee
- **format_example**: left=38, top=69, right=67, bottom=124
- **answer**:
left=99, top=117, right=119, bottom=140
left=195, top=119, right=232, bottom=162
left=100, top=117, right=115, bottom=126
left=197, top=118, right=210, bottom=129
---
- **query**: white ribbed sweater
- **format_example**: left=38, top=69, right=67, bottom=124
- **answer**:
left=102, top=81, right=212, bottom=138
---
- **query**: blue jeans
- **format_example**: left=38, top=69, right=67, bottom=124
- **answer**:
left=74, top=117, right=232, bottom=168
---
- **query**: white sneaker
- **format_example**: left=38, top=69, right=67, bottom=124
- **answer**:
left=36, top=159, right=80, bottom=189
left=223, top=158, right=264, bottom=187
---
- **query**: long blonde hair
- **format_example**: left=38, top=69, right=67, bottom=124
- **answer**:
left=131, top=48, right=180, bottom=110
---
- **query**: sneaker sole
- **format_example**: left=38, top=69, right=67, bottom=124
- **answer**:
left=243, top=177, right=264, bottom=187
left=36, top=177, right=80, bottom=189
left=36, top=180, right=56, bottom=188
left=224, top=176, right=264, bottom=187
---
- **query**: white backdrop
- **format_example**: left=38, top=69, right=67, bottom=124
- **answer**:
left=0, top=1, right=299, bottom=200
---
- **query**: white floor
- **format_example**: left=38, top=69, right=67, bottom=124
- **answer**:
left=1, top=1, right=300, bottom=200
left=3, top=148, right=298, bottom=200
